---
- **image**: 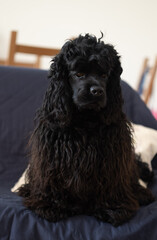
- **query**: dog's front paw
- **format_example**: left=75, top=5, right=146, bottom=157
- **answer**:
left=34, top=206, right=68, bottom=222
left=94, top=208, right=135, bottom=227
left=105, top=209, right=135, bottom=227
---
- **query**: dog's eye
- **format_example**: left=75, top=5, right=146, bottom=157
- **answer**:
left=102, top=73, right=107, bottom=78
left=76, top=73, right=85, bottom=77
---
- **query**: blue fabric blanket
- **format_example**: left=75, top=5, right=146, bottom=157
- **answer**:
left=0, top=66, right=157, bottom=240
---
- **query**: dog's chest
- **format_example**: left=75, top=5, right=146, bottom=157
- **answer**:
left=66, top=127, right=106, bottom=163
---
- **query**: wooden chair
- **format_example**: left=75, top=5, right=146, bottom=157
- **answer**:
left=0, top=59, right=6, bottom=65
left=3, top=31, right=60, bottom=68
left=137, top=56, right=157, bottom=104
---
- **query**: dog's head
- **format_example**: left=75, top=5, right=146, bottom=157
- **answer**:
left=68, top=57, right=108, bottom=111
left=44, top=34, right=123, bottom=126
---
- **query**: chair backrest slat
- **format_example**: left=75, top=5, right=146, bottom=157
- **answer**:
left=6, top=31, right=60, bottom=68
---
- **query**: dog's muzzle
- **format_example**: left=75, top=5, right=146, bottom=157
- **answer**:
left=75, top=85, right=107, bottom=111
left=90, top=86, right=104, bottom=97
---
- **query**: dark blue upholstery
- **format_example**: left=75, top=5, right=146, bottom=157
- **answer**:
left=0, top=66, right=157, bottom=240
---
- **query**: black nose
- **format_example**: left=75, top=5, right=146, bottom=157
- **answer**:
left=90, top=86, right=104, bottom=97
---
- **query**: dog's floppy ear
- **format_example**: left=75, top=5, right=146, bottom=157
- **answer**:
left=104, top=44, right=123, bottom=78
left=41, top=53, right=73, bottom=128
left=103, top=45, right=124, bottom=124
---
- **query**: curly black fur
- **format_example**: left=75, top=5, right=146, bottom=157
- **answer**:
left=18, top=34, right=155, bottom=226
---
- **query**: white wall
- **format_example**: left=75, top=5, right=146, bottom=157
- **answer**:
left=0, top=0, right=157, bottom=109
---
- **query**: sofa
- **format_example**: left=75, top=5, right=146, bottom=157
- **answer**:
left=0, top=65, right=157, bottom=240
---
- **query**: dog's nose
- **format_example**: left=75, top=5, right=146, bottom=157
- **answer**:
left=90, top=86, right=104, bottom=97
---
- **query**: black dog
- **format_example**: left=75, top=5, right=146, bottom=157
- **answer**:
left=18, top=34, right=154, bottom=226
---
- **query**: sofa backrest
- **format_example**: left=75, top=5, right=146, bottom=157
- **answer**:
left=0, top=66, right=48, bottom=177
left=0, top=66, right=157, bottom=175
